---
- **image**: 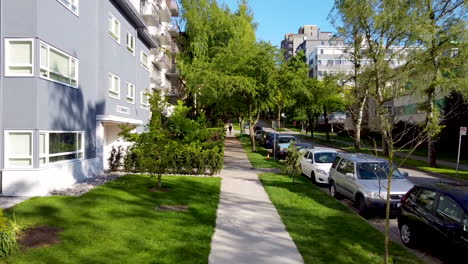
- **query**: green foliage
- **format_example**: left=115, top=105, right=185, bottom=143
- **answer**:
left=282, top=146, right=302, bottom=183
left=0, top=210, right=17, bottom=258
left=107, top=146, right=124, bottom=172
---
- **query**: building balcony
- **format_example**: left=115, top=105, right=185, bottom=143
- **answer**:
left=152, top=49, right=171, bottom=69
left=155, top=0, right=171, bottom=22
left=167, top=0, right=179, bottom=17
left=168, top=22, right=179, bottom=37
left=149, top=26, right=171, bottom=46
left=165, top=65, right=179, bottom=80
left=140, top=1, right=159, bottom=26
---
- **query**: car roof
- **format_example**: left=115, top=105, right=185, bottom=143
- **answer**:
left=311, top=148, right=337, bottom=153
left=336, top=153, right=388, bottom=163
left=416, top=182, right=468, bottom=211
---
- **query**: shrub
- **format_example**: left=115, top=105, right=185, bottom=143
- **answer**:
left=0, top=210, right=17, bottom=258
left=108, top=146, right=124, bottom=172
left=123, top=146, right=139, bottom=172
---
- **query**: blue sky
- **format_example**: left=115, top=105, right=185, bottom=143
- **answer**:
left=217, top=0, right=336, bottom=47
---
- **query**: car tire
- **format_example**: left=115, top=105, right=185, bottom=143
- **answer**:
left=356, top=195, right=370, bottom=218
left=329, top=182, right=342, bottom=200
left=400, top=223, right=417, bottom=248
left=310, top=172, right=317, bottom=184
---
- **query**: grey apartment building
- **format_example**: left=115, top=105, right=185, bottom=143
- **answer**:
left=0, top=0, right=179, bottom=196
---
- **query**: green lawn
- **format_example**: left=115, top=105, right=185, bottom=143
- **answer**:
left=5, top=175, right=220, bottom=264
left=259, top=173, right=421, bottom=264
left=238, top=135, right=282, bottom=168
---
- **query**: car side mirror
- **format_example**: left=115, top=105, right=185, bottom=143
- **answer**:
left=403, top=172, right=409, bottom=178
left=463, top=220, right=468, bottom=232
left=345, top=173, right=354, bottom=179
left=307, top=159, right=313, bottom=163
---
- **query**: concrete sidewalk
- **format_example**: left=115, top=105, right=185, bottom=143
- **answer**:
left=208, top=130, right=303, bottom=264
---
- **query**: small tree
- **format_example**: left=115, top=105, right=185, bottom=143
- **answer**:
left=283, top=146, right=302, bottom=183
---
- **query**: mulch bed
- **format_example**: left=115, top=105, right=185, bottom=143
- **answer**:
left=18, top=226, right=63, bottom=249
left=157, top=205, right=189, bottom=212
left=148, top=187, right=172, bottom=192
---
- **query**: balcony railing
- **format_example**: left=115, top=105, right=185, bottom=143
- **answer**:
left=168, top=21, right=179, bottom=37
left=166, top=0, right=179, bottom=17
left=140, top=1, right=159, bottom=25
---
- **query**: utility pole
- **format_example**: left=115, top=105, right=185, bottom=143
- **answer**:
left=456, top=127, right=466, bottom=176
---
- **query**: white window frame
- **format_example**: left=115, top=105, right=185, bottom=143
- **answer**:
left=57, top=0, right=79, bottom=16
left=39, top=131, right=84, bottom=167
left=116, top=105, right=130, bottom=114
left=140, top=91, right=150, bottom=109
left=126, top=82, right=135, bottom=104
left=40, top=42, right=79, bottom=88
left=108, top=72, right=121, bottom=99
left=140, top=50, right=149, bottom=70
left=4, top=130, right=34, bottom=169
left=126, top=32, right=135, bottom=56
left=4, top=38, right=35, bottom=77
left=108, top=12, right=121, bottom=44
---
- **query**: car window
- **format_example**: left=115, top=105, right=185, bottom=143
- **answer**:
left=407, top=187, right=419, bottom=202
left=279, top=137, right=295, bottom=144
left=436, top=195, right=463, bottom=223
left=345, top=161, right=355, bottom=174
left=337, top=159, right=348, bottom=174
left=314, top=152, right=337, bottom=163
left=332, top=157, right=341, bottom=168
left=416, top=189, right=437, bottom=210
left=356, top=162, right=405, bottom=180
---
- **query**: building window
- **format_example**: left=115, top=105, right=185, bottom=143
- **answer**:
left=318, top=71, right=323, bottom=76
left=39, top=132, right=84, bottom=165
left=320, top=49, right=324, bottom=54
left=108, top=73, right=120, bottom=99
left=4, top=39, right=34, bottom=77
left=126, top=33, right=135, bottom=55
left=57, top=0, right=79, bottom=15
left=116, top=105, right=130, bottom=114
left=140, top=51, right=149, bottom=70
left=126, top=82, right=135, bottom=104
left=4, top=131, right=33, bottom=168
left=140, top=91, right=150, bottom=109
left=108, top=13, right=120, bottom=43
left=317, top=60, right=321, bottom=65
left=321, top=41, right=324, bottom=45
left=40, top=42, right=79, bottom=88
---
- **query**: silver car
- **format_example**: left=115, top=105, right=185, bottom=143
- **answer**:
left=328, top=153, right=414, bottom=217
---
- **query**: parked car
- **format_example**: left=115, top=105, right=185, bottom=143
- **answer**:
left=328, top=153, right=413, bottom=217
left=264, top=132, right=279, bottom=149
left=273, top=135, right=297, bottom=159
left=255, top=130, right=265, bottom=142
left=397, top=182, right=468, bottom=257
left=300, top=148, right=337, bottom=184
left=291, top=143, right=313, bottom=153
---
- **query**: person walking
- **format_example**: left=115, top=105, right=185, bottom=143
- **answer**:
left=228, top=123, right=233, bottom=135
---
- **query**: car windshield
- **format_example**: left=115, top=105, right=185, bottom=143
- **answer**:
left=356, top=162, right=405, bottom=180
left=279, top=137, right=295, bottom=144
left=314, top=152, right=337, bottom=163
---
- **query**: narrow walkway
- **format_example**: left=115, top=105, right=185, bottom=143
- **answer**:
left=208, top=130, right=303, bottom=264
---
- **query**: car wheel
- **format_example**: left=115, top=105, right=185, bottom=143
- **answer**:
left=357, top=196, right=370, bottom=218
left=310, top=172, right=317, bottom=184
left=400, top=223, right=417, bottom=248
left=329, top=182, right=342, bottom=200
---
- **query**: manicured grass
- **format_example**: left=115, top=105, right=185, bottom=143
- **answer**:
left=238, top=135, right=282, bottom=168
left=259, top=173, right=421, bottom=264
left=5, top=175, right=220, bottom=264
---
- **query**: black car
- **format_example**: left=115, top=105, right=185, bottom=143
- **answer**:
left=397, top=182, right=467, bottom=256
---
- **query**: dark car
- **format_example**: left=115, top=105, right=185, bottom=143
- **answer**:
left=397, top=182, right=468, bottom=257
left=263, top=132, right=279, bottom=149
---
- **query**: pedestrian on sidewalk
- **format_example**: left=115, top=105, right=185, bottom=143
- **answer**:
left=228, top=123, right=233, bottom=135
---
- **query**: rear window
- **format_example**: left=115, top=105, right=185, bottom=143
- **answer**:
left=416, top=189, right=437, bottom=210
left=278, top=137, right=295, bottom=144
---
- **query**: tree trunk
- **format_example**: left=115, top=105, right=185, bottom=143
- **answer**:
left=310, top=118, right=314, bottom=138
left=277, top=108, right=282, bottom=129
left=428, top=134, right=437, bottom=167
left=427, top=76, right=438, bottom=167
left=157, top=174, right=162, bottom=189
left=354, top=97, right=367, bottom=149
left=324, top=106, right=330, bottom=141
left=249, top=124, right=256, bottom=152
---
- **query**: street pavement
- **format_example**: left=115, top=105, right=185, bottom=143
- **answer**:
left=209, top=129, right=303, bottom=264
